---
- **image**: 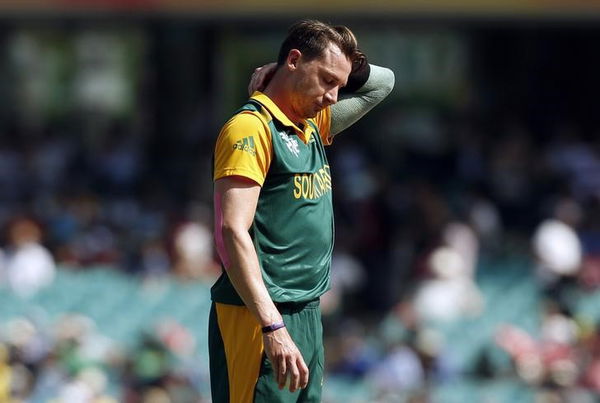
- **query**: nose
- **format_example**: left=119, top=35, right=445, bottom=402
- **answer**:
left=324, top=87, right=338, bottom=106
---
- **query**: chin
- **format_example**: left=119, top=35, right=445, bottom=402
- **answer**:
left=308, top=107, right=322, bottom=118
left=300, top=110, right=317, bottom=120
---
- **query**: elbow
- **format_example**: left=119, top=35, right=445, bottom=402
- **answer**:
left=220, top=223, right=239, bottom=242
left=220, top=222, right=249, bottom=246
left=381, top=68, right=395, bottom=96
left=366, top=64, right=395, bottom=99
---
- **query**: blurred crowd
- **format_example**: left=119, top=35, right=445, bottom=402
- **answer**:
left=317, top=116, right=600, bottom=401
left=0, top=25, right=600, bottom=403
left=0, top=313, right=208, bottom=402
left=326, top=116, right=600, bottom=312
left=1, top=103, right=599, bottom=402
left=0, top=124, right=220, bottom=285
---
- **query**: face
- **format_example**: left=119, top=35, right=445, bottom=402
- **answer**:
left=287, top=43, right=353, bottom=120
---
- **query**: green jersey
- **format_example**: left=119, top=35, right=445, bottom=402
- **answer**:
left=212, top=92, right=334, bottom=304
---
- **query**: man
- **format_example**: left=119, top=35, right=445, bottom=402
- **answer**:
left=210, top=20, right=394, bottom=403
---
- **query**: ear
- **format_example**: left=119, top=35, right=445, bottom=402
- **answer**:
left=286, top=49, right=302, bottom=71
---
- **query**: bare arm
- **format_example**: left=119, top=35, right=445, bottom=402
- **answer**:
left=215, top=176, right=308, bottom=392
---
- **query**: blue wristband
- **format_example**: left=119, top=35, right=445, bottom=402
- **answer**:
left=262, top=322, right=286, bottom=333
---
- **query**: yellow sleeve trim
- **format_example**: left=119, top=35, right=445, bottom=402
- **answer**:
left=214, top=168, right=266, bottom=187
left=213, top=111, right=272, bottom=186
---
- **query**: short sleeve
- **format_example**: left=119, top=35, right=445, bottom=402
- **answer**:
left=313, top=106, right=332, bottom=145
left=213, top=112, right=272, bottom=186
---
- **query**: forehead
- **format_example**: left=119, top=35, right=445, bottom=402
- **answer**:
left=314, top=43, right=352, bottom=77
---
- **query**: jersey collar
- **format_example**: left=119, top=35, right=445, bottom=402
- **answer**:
left=251, top=91, right=315, bottom=144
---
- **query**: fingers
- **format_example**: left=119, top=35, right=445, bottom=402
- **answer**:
left=288, top=356, right=300, bottom=392
left=277, top=354, right=287, bottom=389
left=270, top=354, right=280, bottom=387
left=248, top=67, right=266, bottom=96
left=247, top=63, right=277, bottom=96
left=279, top=354, right=309, bottom=393
left=254, top=68, right=269, bottom=92
left=297, top=356, right=309, bottom=390
left=247, top=67, right=263, bottom=96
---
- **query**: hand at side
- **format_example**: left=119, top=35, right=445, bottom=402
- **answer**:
left=263, top=326, right=309, bottom=392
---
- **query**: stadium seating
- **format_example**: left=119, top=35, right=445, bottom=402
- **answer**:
left=1, top=257, right=599, bottom=402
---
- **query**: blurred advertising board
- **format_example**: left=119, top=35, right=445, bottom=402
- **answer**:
left=2, top=0, right=600, bottom=16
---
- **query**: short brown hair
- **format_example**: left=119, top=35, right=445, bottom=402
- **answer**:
left=277, top=20, right=359, bottom=66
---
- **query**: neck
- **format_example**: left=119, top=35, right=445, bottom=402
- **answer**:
left=263, top=70, right=303, bottom=126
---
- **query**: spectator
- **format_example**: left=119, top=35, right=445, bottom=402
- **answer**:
left=413, top=246, right=484, bottom=322
left=4, top=217, right=55, bottom=298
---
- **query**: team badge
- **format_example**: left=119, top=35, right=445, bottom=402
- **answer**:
left=279, top=132, right=300, bottom=157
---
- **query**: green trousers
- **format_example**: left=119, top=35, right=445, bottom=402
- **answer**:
left=209, top=299, right=324, bottom=403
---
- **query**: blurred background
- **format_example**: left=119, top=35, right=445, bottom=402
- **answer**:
left=0, top=1, right=600, bottom=402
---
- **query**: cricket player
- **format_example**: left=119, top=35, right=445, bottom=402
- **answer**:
left=210, top=19, right=394, bottom=403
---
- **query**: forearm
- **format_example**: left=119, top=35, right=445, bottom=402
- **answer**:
left=222, top=227, right=282, bottom=326
left=330, top=64, right=395, bottom=136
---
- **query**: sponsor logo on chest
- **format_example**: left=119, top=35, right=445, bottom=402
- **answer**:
left=293, top=164, right=332, bottom=200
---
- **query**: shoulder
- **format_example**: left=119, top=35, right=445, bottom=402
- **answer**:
left=214, top=107, right=275, bottom=186
left=223, top=110, right=268, bottom=132
left=217, top=110, right=272, bottom=146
